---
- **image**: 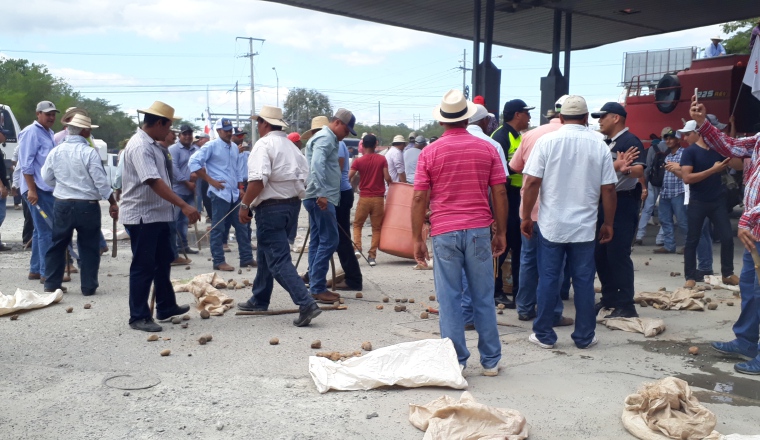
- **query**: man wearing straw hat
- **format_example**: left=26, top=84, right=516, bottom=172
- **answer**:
left=412, top=89, right=507, bottom=376
left=387, top=135, right=407, bottom=183
left=302, top=110, right=357, bottom=304
left=190, top=118, right=255, bottom=272
left=121, top=101, right=200, bottom=332
left=705, top=36, right=726, bottom=58
left=41, top=114, right=118, bottom=295
left=237, top=106, right=322, bottom=326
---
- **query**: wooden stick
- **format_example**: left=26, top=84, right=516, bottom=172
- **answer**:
left=294, top=220, right=310, bottom=270
left=749, top=247, right=760, bottom=281
left=66, top=251, right=71, bottom=280
left=194, top=223, right=201, bottom=251
left=330, top=255, right=337, bottom=290
left=235, top=305, right=347, bottom=316
left=149, top=286, right=156, bottom=316
left=111, top=218, right=118, bottom=258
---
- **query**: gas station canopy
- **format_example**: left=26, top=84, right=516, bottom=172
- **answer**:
left=264, top=0, right=760, bottom=53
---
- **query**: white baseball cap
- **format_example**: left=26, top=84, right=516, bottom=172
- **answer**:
left=676, top=120, right=698, bottom=138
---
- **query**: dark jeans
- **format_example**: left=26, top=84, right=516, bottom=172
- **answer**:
left=44, top=200, right=101, bottom=294
left=247, top=200, right=315, bottom=311
left=125, top=221, right=179, bottom=323
left=168, top=217, right=179, bottom=261
left=174, top=193, right=196, bottom=250
left=596, top=192, right=640, bottom=309
left=201, top=180, right=212, bottom=220
left=209, top=193, right=253, bottom=266
left=495, top=185, right=521, bottom=296
left=336, top=189, right=362, bottom=289
left=685, top=198, right=734, bottom=280
left=288, top=203, right=301, bottom=244
left=21, top=197, right=34, bottom=244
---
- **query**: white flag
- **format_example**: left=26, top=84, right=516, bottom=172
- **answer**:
left=743, top=36, right=760, bottom=100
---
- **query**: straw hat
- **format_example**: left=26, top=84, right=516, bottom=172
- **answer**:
left=67, top=114, right=99, bottom=129
left=301, top=115, right=329, bottom=141
left=710, top=36, right=723, bottom=41
left=138, top=101, right=181, bottom=121
left=392, top=134, right=406, bottom=144
left=432, top=89, right=477, bottom=123
left=252, top=105, right=289, bottom=127
left=62, top=107, right=89, bottom=122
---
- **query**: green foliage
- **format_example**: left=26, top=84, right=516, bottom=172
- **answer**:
left=721, top=18, right=760, bottom=55
left=173, top=119, right=200, bottom=132
left=0, top=58, right=136, bottom=152
left=282, top=88, right=333, bottom=134
left=343, top=121, right=444, bottom=146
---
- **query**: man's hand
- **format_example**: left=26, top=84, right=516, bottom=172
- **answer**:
left=239, top=207, right=253, bottom=224
left=26, top=189, right=38, bottom=205
left=664, top=162, right=680, bottom=172
left=690, top=97, right=707, bottom=126
left=491, top=234, right=506, bottom=258
left=413, top=240, right=430, bottom=266
left=738, top=228, right=758, bottom=252
left=182, top=204, right=201, bottom=224
left=210, top=179, right=225, bottom=191
left=709, top=158, right=730, bottom=174
left=114, top=189, right=121, bottom=202
left=185, top=181, right=196, bottom=192
left=0, top=186, right=8, bottom=199
left=599, top=223, right=614, bottom=244
left=108, top=204, right=119, bottom=220
left=11, top=187, right=19, bottom=197
left=520, top=218, right=534, bottom=239
left=316, top=197, right=328, bottom=210
left=640, top=187, right=648, bottom=201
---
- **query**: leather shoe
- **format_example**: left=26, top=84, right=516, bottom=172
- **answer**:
left=553, top=316, right=574, bottom=326
left=333, top=280, right=361, bottom=291
left=237, top=301, right=267, bottom=312
left=312, top=291, right=340, bottom=304
left=28, top=272, right=41, bottom=280
left=494, top=295, right=516, bottom=309
left=301, top=272, right=310, bottom=285
left=293, top=302, right=322, bottom=327
left=130, top=318, right=162, bottom=332
left=594, top=302, right=606, bottom=314
left=604, top=307, right=639, bottom=319
left=653, top=247, right=674, bottom=254
left=44, top=286, right=67, bottom=293
left=464, top=323, right=476, bottom=331
left=722, top=274, right=740, bottom=286
left=63, top=275, right=71, bottom=282
left=183, top=247, right=199, bottom=254
left=171, top=257, right=192, bottom=266
left=67, top=265, right=79, bottom=274
left=223, top=244, right=231, bottom=252
left=518, top=311, right=537, bottom=321
left=240, top=260, right=258, bottom=268
left=214, top=262, right=235, bottom=271
left=156, top=304, right=191, bottom=322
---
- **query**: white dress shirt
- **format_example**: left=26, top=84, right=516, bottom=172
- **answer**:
left=466, top=124, right=509, bottom=174
left=247, top=131, right=309, bottom=207
left=42, top=135, right=113, bottom=201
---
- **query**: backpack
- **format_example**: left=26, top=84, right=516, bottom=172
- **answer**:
left=648, top=150, right=668, bottom=188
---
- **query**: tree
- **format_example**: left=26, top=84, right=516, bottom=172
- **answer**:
left=283, top=88, right=333, bottom=134
left=722, top=18, right=760, bottom=54
left=173, top=119, right=200, bottom=132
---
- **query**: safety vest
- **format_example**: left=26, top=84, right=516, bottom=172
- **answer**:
left=507, top=132, right=522, bottom=188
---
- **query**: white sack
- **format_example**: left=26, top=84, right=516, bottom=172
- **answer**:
left=0, top=288, right=64, bottom=316
left=308, top=338, right=468, bottom=394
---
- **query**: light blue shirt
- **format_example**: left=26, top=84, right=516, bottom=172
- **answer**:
left=189, top=137, right=245, bottom=202
left=168, top=141, right=197, bottom=196
left=18, top=121, right=56, bottom=194
left=304, top=126, right=341, bottom=206
left=339, top=141, right=352, bottom=192
left=41, top=135, right=113, bottom=201
left=403, top=147, right=422, bottom=185
left=238, top=149, right=250, bottom=183
left=705, top=42, right=726, bottom=58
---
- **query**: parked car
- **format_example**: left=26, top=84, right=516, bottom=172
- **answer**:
left=343, top=138, right=360, bottom=158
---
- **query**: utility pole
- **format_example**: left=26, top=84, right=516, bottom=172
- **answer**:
left=457, top=49, right=472, bottom=98
left=377, top=101, right=381, bottom=144
left=237, top=36, right=265, bottom=139
left=272, top=67, right=279, bottom=108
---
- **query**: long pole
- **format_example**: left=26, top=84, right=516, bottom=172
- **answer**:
left=377, top=101, right=381, bottom=143
left=249, top=39, right=255, bottom=118
left=272, top=67, right=279, bottom=108
left=235, top=81, right=239, bottom=128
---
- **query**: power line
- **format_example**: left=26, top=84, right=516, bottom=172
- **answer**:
left=0, top=49, right=235, bottom=58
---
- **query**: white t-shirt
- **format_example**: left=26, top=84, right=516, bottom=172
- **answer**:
left=385, top=146, right=406, bottom=182
left=523, top=124, right=618, bottom=243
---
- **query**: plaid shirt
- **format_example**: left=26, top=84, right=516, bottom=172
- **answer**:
left=660, top=148, right=684, bottom=199
left=698, top=121, right=760, bottom=236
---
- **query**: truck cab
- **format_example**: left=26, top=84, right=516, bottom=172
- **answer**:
left=0, top=104, right=22, bottom=180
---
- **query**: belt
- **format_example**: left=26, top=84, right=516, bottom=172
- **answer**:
left=256, top=197, right=300, bottom=208
left=616, top=187, right=641, bottom=198
left=56, top=198, right=99, bottom=203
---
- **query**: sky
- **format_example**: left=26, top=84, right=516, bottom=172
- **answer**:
left=0, top=0, right=730, bottom=133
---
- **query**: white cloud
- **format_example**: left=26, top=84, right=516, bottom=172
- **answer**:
left=330, top=52, right=385, bottom=66
left=49, top=67, right=139, bottom=87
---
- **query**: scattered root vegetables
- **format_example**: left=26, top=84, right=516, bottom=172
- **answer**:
left=376, top=305, right=384, bottom=310
left=355, top=292, right=363, bottom=299
left=339, top=298, right=345, bottom=304
left=727, top=301, right=734, bottom=306
left=401, top=298, right=408, bottom=303
left=311, top=340, right=322, bottom=349
left=429, top=295, right=436, bottom=301
left=361, top=341, right=372, bottom=351
left=65, top=307, right=73, bottom=313
left=181, top=323, right=188, bottom=329
left=160, top=349, right=171, bottom=356
left=382, top=297, right=389, bottom=303
left=594, top=287, right=601, bottom=293
left=198, top=337, right=208, bottom=345
left=658, top=287, right=667, bottom=291
left=182, top=315, right=190, bottom=321
left=185, top=266, right=191, bottom=270
left=201, top=334, right=212, bottom=341
left=316, top=351, right=361, bottom=362
left=644, top=261, right=649, bottom=266
left=171, top=316, right=182, bottom=324
left=705, top=297, right=712, bottom=303
left=408, top=298, right=415, bottom=303
left=394, top=298, right=401, bottom=303
left=200, top=310, right=210, bottom=319
left=84, top=303, right=92, bottom=309
left=497, top=303, right=506, bottom=310
left=10, top=314, right=18, bottom=320
left=708, top=303, right=718, bottom=310
left=394, top=305, right=406, bottom=312
left=420, top=311, right=429, bottom=319
left=269, top=337, right=279, bottom=345
left=147, top=334, right=159, bottom=342
left=497, top=310, right=503, bottom=315
left=689, top=346, right=699, bottom=355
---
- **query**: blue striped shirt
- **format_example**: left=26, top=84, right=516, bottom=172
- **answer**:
left=660, top=148, right=685, bottom=199
left=18, top=121, right=56, bottom=194
left=188, top=138, right=245, bottom=202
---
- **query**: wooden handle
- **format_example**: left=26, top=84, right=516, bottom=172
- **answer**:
left=235, top=305, right=346, bottom=316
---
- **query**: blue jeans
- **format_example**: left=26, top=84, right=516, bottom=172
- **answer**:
left=698, top=218, right=714, bottom=273
left=659, top=193, right=687, bottom=252
left=0, top=196, right=6, bottom=228
left=534, top=231, right=597, bottom=348
left=174, top=193, right=196, bottom=250
left=433, top=227, right=501, bottom=368
left=517, top=223, right=564, bottom=320
left=636, top=183, right=664, bottom=242
left=288, top=203, right=301, bottom=244
left=303, top=198, right=339, bottom=294
left=733, top=243, right=760, bottom=356
left=246, top=200, right=315, bottom=311
left=23, top=189, right=55, bottom=277
left=45, top=200, right=101, bottom=294
left=210, top=193, right=253, bottom=266
left=560, top=256, right=571, bottom=300
left=125, top=221, right=178, bottom=323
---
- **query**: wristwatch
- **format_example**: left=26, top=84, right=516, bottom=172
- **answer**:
left=240, top=203, right=249, bottom=210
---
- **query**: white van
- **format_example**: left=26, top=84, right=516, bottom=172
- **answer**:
left=0, top=104, right=22, bottom=178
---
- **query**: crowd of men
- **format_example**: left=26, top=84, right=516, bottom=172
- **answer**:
left=3, top=86, right=759, bottom=377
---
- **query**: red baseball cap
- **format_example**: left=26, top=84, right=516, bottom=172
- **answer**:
left=287, top=132, right=301, bottom=143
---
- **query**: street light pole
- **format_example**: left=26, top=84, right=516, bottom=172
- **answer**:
left=272, top=67, right=279, bottom=108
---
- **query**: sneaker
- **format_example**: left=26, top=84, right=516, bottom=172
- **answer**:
left=604, top=307, right=639, bottom=319
left=214, top=262, right=235, bottom=271
left=578, top=336, right=599, bottom=349
left=237, top=301, right=267, bottom=312
left=495, top=295, right=516, bottom=309
left=734, top=358, right=760, bottom=375
left=130, top=318, right=162, bottom=332
left=529, top=333, right=554, bottom=349
left=653, top=247, right=674, bottom=254
left=722, top=274, right=740, bottom=286
left=368, top=258, right=377, bottom=267
left=684, top=279, right=696, bottom=289
left=156, top=304, right=191, bottom=322
left=711, top=340, right=758, bottom=360
left=0, top=242, right=10, bottom=251
left=293, top=302, right=322, bottom=327
left=482, top=366, right=499, bottom=377
left=171, top=257, right=192, bottom=266
left=553, top=316, right=575, bottom=327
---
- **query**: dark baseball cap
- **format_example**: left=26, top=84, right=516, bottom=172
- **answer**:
left=591, top=102, right=627, bottom=119
left=179, top=124, right=193, bottom=133
left=503, top=99, right=535, bottom=114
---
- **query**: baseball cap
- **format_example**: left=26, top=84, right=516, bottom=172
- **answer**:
left=706, top=114, right=727, bottom=130
left=473, top=95, right=485, bottom=105
left=408, top=131, right=417, bottom=140
left=36, top=101, right=60, bottom=113
left=591, top=102, right=627, bottom=119
left=559, top=95, right=588, bottom=116
left=287, top=132, right=301, bottom=143
left=661, top=127, right=676, bottom=138
left=469, top=104, right=489, bottom=123
left=554, top=95, right=569, bottom=113
left=233, top=127, right=248, bottom=135
left=195, top=133, right=210, bottom=140
left=179, top=124, right=193, bottom=133
left=214, top=118, right=233, bottom=132
left=415, top=135, right=427, bottom=144
left=334, top=108, right=357, bottom=136
left=503, top=99, right=535, bottom=114
left=676, top=120, right=698, bottom=138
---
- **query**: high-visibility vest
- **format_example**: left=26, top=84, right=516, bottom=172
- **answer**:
left=507, top=132, right=522, bottom=188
